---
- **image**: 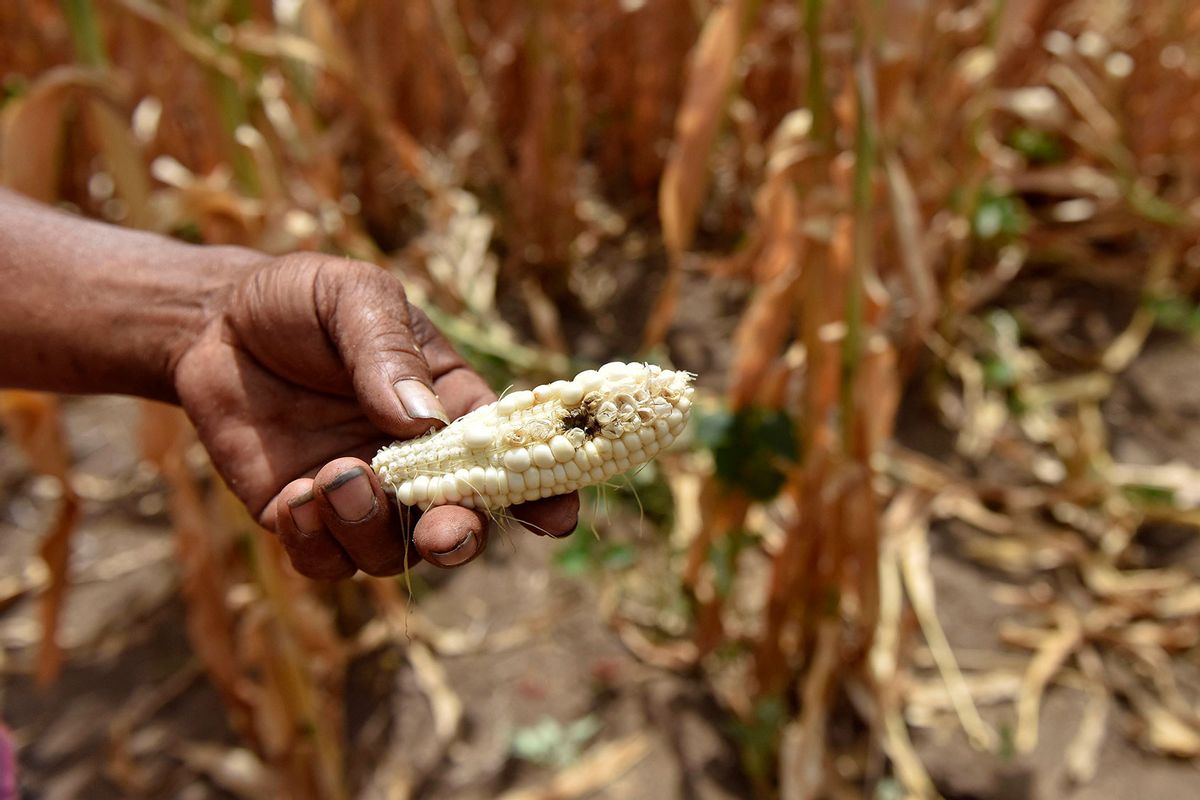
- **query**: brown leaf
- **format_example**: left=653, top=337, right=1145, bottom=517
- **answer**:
left=726, top=144, right=805, bottom=407
left=34, top=488, right=81, bottom=687
left=139, top=403, right=257, bottom=738
left=497, top=733, right=652, bottom=800
left=0, top=391, right=71, bottom=479
left=0, top=67, right=104, bottom=201
left=646, top=0, right=746, bottom=348
left=779, top=620, right=838, bottom=800
left=0, top=391, right=80, bottom=687
left=177, top=742, right=279, bottom=799
left=658, top=0, right=744, bottom=257
left=728, top=260, right=802, bottom=409
left=1015, top=604, right=1083, bottom=753
left=407, top=641, right=462, bottom=747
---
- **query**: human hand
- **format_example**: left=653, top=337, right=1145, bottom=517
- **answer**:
left=173, top=253, right=579, bottom=579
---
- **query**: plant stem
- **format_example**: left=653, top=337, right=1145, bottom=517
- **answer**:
left=803, top=0, right=830, bottom=146
left=60, top=0, right=108, bottom=67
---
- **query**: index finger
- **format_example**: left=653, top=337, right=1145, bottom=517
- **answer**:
left=408, top=305, right=495, bottom=420
left=403, top=304, right=580, bottom=536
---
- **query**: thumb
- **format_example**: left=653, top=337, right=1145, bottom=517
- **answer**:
left=318, top=262, right=450, bottom=439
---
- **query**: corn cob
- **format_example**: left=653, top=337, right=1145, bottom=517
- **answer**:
left=371, top=362, right=694, bottom=510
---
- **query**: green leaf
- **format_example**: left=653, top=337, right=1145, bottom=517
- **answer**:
left=982, top=355, right=1016, bottom=390
left=602, top=543, right=637, bottom=570
left=1122, top=483, right=1177, bottom=508
left=1, top=73, right=28, bottom=106
left=874, top=777, right=905, bottom=800
left=728, top=694, right=788, bottom=780
left=1146, top=294, right=1200, bottom=334
left=510, top=714, right=601, bottom=768
left=697, top=407, right=798, bottom=500
left=708, top=528, right=753, bottom=597
left=1007, top=127, right=1064, bottom=163
left=554, top=538, right=593, bottom=576
left=553, top=521, right=638, bottom=575
left=973, top=188, right=1027, bottom=241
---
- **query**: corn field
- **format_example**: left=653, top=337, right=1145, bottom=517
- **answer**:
left=2, top=0, right=1200, bottom=797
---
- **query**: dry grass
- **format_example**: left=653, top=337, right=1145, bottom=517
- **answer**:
left=1, top=0, right=1199, bottom=797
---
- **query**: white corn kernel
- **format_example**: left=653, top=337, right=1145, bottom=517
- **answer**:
left=531, top=443, right=556, bottom=469
left=504, top=448, right=532, bottom=472
left=559, top=381, right=584, bottom=406
left=576, top=370, right=603, bottom=393
left=372, top=362, right=694, bottom=509
left=498, top=389, right=535, bottom=416
left=464, top=426, right=492, bottom=449
left=550, top=435, right=574, bottom=463
left=413, top=475, right=430, bottom=503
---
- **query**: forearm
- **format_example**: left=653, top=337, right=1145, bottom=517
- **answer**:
left=0, top=189, right=261, bottom=402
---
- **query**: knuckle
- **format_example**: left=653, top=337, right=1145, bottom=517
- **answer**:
left=406, top=305, right=440, bottom=347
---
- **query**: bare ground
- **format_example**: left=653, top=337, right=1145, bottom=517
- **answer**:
left=2, top=290, right=1200, bottom=798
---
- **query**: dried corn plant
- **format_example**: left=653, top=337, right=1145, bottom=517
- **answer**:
left=622, top=0, right=1200, bottom=797
left=2, top=0, right=1199, bottom=797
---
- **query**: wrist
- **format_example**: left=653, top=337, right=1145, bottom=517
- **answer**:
left=0, top=190, right=265, bottom=402
left=156, top=244, right=263, bottom=402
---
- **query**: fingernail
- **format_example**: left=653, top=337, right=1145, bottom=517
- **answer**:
left=429, top=531, right=477, bottom=567
left=287, top=490, right=322, bottom=534
left=323, top=467, right=377, bottom=522
left=394, top=379, right=451, bottom=427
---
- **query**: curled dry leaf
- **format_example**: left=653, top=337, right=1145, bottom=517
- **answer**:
left=407, top=641, right=462, bottom=747
left=497, top=733, right=652, bottom=800
left=0, top=391, right=80, bottom=687
left=646, top=0, right=746, bottom=348
left=177, top=742, right=279, bottom=799
left=779, top=620, right=839, bottom=800
left=898, top=507, right=998, bottom=751
left=1065, top=648, right=1108, bottom=784
left=0, top=67, right=105, bottom=201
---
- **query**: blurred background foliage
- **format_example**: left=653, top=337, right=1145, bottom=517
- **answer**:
left=2, top=0, right=1200, bottom=797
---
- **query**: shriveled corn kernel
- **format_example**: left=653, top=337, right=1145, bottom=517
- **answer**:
left=371, top=362, right=695, bottom=509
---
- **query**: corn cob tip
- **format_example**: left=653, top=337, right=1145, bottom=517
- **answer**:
left=371, top=362, right=694, bottom=510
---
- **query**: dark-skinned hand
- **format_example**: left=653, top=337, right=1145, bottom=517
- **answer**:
left=173, top=253, right=579, bottom=578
